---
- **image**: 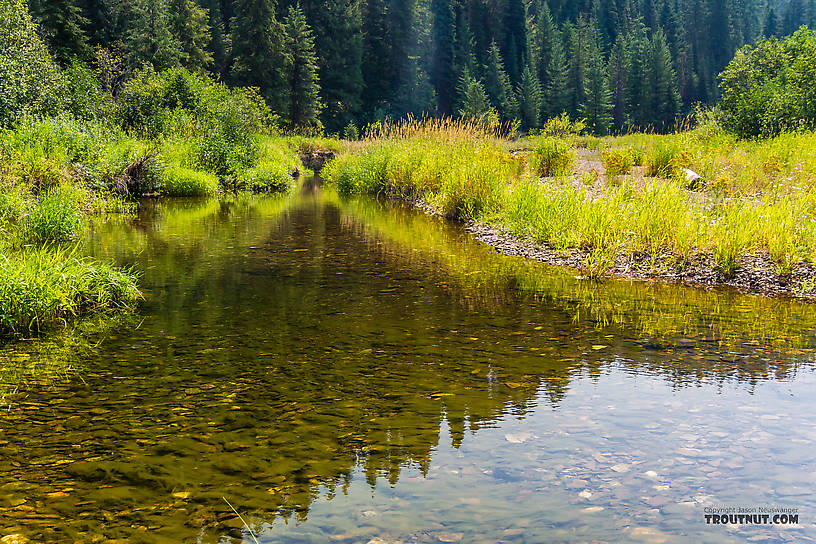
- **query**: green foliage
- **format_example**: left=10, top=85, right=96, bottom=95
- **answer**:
left=162, top=165, right=220, bottom=196
left=540, top=113, right=586, bottom=138
left=0, top=247, right=140, bottom=336
left=25, top=184, right=86, bottom=243
left=169, top=0, right=213, bottom=71
left=718, top=28, right=816, bottom=138
left=283, top=4, right=323, bottom=129
left=644, top=140, right=692, bottom=178
left=531, top=138, right=575, bottom=177
left=601, top=148, right=635, bottom=176
left=457, top=71, right=499, bottom=127
left=516, top=65, right=542, bottom=129
left=343, top=121, right=359, bottom=140
left=63, top=61, right=114, bottom=121
left=0, top=0, right=65, bottom=127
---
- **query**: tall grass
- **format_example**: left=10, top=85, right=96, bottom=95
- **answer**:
left=0, top=247, right=140, bottom=336
left=324, top=118, right=816, bottom=281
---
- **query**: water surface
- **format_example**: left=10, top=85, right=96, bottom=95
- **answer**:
left=1, top=182, right=815, bottom=543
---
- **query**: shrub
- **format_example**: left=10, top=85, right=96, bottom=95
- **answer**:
left=532, top=138, right=575, bottom=177
left=541, top=113, right=586, bottom=138
left=601, top=148, right=635, bottom=176
left=0, top=0, right=65, bottom=127
left=718, top=28, right=816, bottom=138
left=343, top=121, right=359, bottom=141
left=162, top=165, right=220, bottom=196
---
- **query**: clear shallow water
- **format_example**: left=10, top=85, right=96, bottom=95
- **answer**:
left=1, top=182, right=816, bottom=543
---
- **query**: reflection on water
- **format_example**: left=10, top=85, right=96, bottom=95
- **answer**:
left=1, top=182, right=815, bottom=543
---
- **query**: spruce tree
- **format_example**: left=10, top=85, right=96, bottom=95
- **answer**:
left=502, top=0, right=528, bottom=83
left=230, top=0, right=287, bottom=111
left=283, top=4, right=322, bottom=129
left=123, top=0, right=181, bottom=70
left=607, top=34, right=628, bottom=130
left=483, top=41, right=516, bottom=119
left=647, top=29, right=680, bottom=131
left=580, top=36, right=613, bottom=134
left=516, top=64, right=542, bottom=129
left=431, top=0, right=456, bottom=114
left=301, top=0, right=364, bottom=132
left=544, top=27, right=569, bottom=118
left=29, top=0, right=91, bottom=64
left=169, top=0, right=213, bottom=71
left=457, top=70, right=496, bottom=122
left=565, top=18, right=591, bottom=118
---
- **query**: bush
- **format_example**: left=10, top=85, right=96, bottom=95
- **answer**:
left=531, top=138, right=575, bottom=177
left=0, top=0, right=65, bottom=127
left=540, top=113, right=586, bottom=138
left=601, top=148, right=635, bottom=176
left=718, top=27, right=816, bottom=138
left=644, top=141, right=692, bottom=178
left=162, top=165, right=220, bottom=196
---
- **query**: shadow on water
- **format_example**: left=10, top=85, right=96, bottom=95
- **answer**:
left=1, top=179, right=815, bottom=543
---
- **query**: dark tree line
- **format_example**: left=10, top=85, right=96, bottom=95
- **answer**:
left=26, top=0, right=816, bottom=133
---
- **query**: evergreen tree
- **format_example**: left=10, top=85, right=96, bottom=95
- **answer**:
left=580, top=29, right=613, bottom=134
left=230, top=0, right=287, bottom=110
left=431, top=0, right=456, bottom=114
left=122, top=0, right=181, bottom=70
left=283, top=4, right=322, bottom=128
left=501, top=0, right=528, bottom=83
left=516, top=64, right=542, bottom=129
left=565, top=18, right=591, bottom=118
left=483, top=41, right=516, bottom=119
left=531, top=0, right=556, bottom=88
left=764, top=7, right=779, bottom=37
left=647, top=29, right=680, bottom=130
left=29, top=0, right=91, bottom=64
left=607, top=34, right=628, bottom=130
left=393, top=0, right=436, bottom=116
left=543, top=27, right=569, bottom=118
left=169, top=0, right=213, bottom=71
left=457, top=70, right=496, bottom=122
left=301, top=0, right=364, bottom=131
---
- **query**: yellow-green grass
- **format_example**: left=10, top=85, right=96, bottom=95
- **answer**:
left=324, top=119, right=816, bottom=282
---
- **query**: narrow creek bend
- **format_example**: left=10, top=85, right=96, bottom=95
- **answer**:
left=2, top=181, right=816, bottom=543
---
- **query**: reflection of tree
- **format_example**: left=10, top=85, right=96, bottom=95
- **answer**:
left=2, top=189, right=814, bottom=543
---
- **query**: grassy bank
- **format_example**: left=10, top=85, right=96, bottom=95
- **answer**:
left=323, top=119, right=816, bottom=295
left=0, top=68, right=336, bottom=338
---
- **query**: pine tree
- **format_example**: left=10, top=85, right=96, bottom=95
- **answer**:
left=169, top=0, right=213, bottom=71
left=647, top=29, right=680, bottom=131
left=393, top=0, right=436, bottom=117
left=543, top=27, right=569, bottom=118
left=516, top=64, right=542, bottom=129
left=580, top=35, right=613, bottom=134
left=565, top=18, right=591, bottom=118
left=457, top=70, right=496, bottom=122
left=607, top=34, right=628, bottom=130
left=431, top=0, right=456, bottom=114
left=362, top=0, right=393, bottom=112
left=624, top=23, right=649, bottom=129
left=29, top=0, right=91, bottom=64
left=230, top=0, right=287, bottom=110
left=502, top=0, right=528, bottom=83
left=122, top=0, right=181, bottom=70
left=764, top=7, right=779, bottom=37
left=531, top=0, right=556, bottom=87
left=483, top=41, right=516, bottom=119
left=301, top=0, right=364, bottom=131
left=283, top=4, right=322, bottom=128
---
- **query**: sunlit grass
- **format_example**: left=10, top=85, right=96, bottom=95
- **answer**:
left=324, top=118, right=816, bottom=282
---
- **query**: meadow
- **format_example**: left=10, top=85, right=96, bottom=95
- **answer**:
left=322, top=118, right=816, bottom=294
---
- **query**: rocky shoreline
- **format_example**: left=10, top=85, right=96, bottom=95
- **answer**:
left=464, top=222, right=816, bottom=300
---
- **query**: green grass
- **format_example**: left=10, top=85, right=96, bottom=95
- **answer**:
left=162, top=165, right=221, bottom=196
left=0, top=247, right=140, bottom=336
left=324, top=119, right=816, bottom=282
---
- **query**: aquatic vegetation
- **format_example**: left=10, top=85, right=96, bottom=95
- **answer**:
left=0, top=247, right=140, bottom=336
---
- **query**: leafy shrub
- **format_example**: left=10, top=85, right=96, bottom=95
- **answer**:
left=0, top=0, right=65, bottom=127
left=601, top=148, right=635, bottom=176
left=540, top=113, right=586, bottom=138
left=64, top=61, right=114, bottom=121
left=718, top=28, right=816, bottom=138
left=532, top=138, right=575, bottom=177
left=162, top=165, right=220, bottom=196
